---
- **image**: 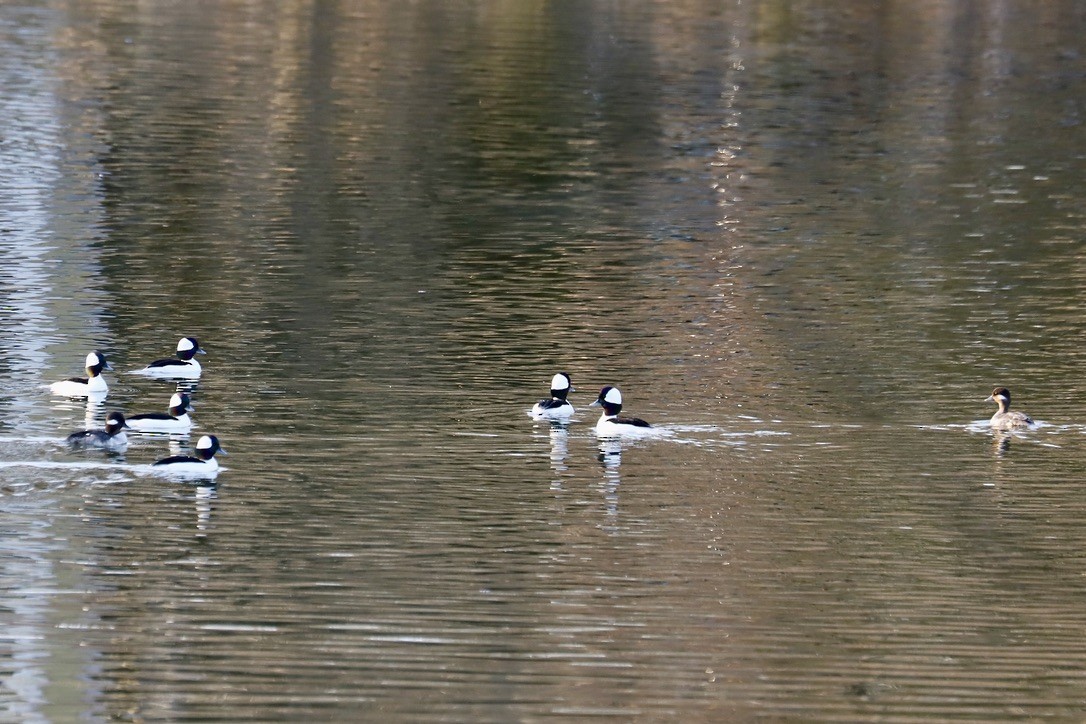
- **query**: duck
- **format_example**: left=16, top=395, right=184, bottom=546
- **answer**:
left=529, top=372, right=575, bottom=421
left=50, top=351, right=111, bottom=397
left=151, top=434, right=226, bottom=476
left=126, top=392, right=194, bottom=433
left=986, top=387, right=1035, bottom=430
left=132, top=337, right=205, bottom=379
left=66, top=411, right=129, bottom=451
left=589, top=386, right=652, bottom=437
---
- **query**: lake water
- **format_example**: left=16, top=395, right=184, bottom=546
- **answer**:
left=4, top=1, right=1086, bottom=720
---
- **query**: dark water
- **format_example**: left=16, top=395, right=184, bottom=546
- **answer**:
left=4, top=1, right=1086, bottom=720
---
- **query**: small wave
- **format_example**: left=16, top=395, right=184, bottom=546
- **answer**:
left=0, top=460, right=130, bottom=471
left=665, top=424, right=790, bottom=438
left=137, top=463, right=226, bottom=481
left=579, top=423, right=792, bottom=450
left=961, top=419, right=1063, bottom=435
left=0, top=435, right=67, bottom=444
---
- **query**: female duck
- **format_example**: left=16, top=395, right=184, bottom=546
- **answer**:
left=986, top=387, right=1034, bottom=430
left=589, top=386, right=652, bottom=437
left=152, top=434, right=226, bottom=476
left=127, top=392, right=194, bottom=433
left=530, top=372, right=575, bottom=421
left=50, top=351, right=111, bottom=397
left=66, top=411, right=129, bottom=451
left=133, top=337, right=206, bottom=379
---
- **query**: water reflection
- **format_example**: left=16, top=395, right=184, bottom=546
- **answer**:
left=194, top=482, right=218, bottom=535
left=1, top=519, right=55, bottom=724
left=982, top=429, right=1009, bottom=459
left=596, top=438, right=623, bottom=523
left=82, top=396, right=106, bottom=430
left=546, top=423, right=569, bottom=491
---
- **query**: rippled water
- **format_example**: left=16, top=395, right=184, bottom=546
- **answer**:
left=4, top=1, right=1086, bottom=720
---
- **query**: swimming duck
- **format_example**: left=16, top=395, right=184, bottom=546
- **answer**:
left=50, top=351, right=111, bottom=397
left=152, top=434, right=227, bottom=476
left=529, top=372, right=575, bottom=421
left=66, top=410, right=129, bottom=451
left=126, top=392, right=194, bottom=433
left=986, top=387, right=1034, bottom=430
left=589, top=386, right=652, bottom=437
left=132, top=337, right=206, bottom=379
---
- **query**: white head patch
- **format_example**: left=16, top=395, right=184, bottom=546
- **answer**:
left=604, top=387, right=623, bottom=405
left=196, top=435, right=213, bottom=450
left=177, top=338, right=196, bottom=352
left=86, top=352, right=101, bottom=367
left=169, top=393, right=184, bottom=408
left=550, top=373, right=570, bottom=391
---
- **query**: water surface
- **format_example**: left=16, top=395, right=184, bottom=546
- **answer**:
left=3, top=1, right=1086, bottom=720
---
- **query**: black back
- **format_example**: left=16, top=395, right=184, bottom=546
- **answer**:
left=153, top=455, right=199, bottom=466
left=536, top=398, right=572, bottom=410
left=148, top=358, right=188, bottom=368
left=67, top=430, right=108, bottom=445
left=127, top=412, right=173, bottom=422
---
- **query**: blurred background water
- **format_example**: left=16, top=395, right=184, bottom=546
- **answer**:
left=3, top=0, right=1086, bottom=720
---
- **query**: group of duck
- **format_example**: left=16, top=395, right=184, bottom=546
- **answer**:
left=49, top=354, right=1028, bottom=472
left=50, top=337, right=227, bottom=476
left=529, top=372, right=654, bottom=436
left=530, top=373, right=1037, bottom=435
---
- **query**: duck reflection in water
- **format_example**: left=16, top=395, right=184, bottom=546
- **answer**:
left=173, top=378, right=200, bottom=399
left=548, top=423, right=569, bottom=491
left=597, top=438, right=623, bottom=521
left=83, top=394, right=106, bottom=430
left=194, top=482, right=218, bottom=535
left=991, top=430, right=1014, bottom=458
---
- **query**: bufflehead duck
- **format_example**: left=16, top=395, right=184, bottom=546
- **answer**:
left=530, top=372, right=575, bottom=421
left=133, top=337, right=205, bottom=379
left=589, top=386, right=652, bottom=436
left=986, top=387, right=1034, bottom=430
left=126, top=392, right=194, bottom=433
left=66, top=411, right=129, bottom=451
left=152, top=434, right=226, bottom=476
left=50, top=351, right=111, bottom=397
